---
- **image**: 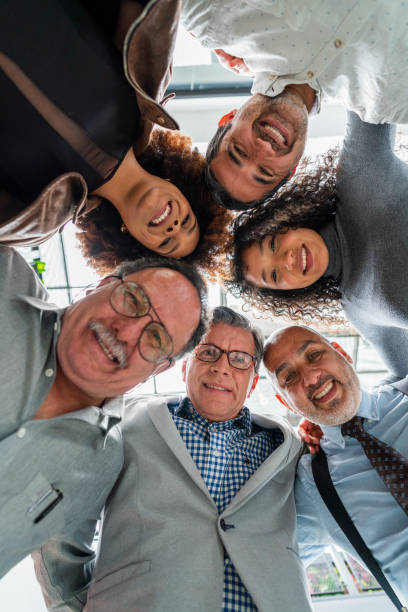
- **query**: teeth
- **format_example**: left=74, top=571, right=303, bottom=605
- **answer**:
left=205, top=383, right=229, bottom=391
left=150, top=202, right=171, bottom=225
left=88, top=321, right=127, bottom=369
left=302, top=246, right=307, bottom=273
left=314, top=381, right=334, bottom=400
left=262, top=123, right=286, bottom=144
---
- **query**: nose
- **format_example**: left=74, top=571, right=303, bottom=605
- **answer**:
left=111, top=314, right=147, bottom=345
left=210, top=352, right=231, bottom=375
left=166, top=218, right=180, bottom=234
left=281, top=248, right=296, bottom=272
left=254, top=136, right=280, bottom=158
left=302, top=367, right=321, bottom=389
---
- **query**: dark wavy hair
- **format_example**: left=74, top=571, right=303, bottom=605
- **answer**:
left=76, top=129, right=233, bottom=277
left=226, top=150, right=346, bottom=325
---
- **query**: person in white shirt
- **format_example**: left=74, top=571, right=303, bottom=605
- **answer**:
left=181, top=0, right=408, bottom=209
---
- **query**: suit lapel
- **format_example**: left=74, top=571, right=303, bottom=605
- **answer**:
left=224, top=415, right=300, bottom=515
left=148, top=397, right=215, bottom=505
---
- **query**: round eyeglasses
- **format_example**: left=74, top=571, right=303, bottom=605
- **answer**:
left=194, top=343, right=256, bottom=370
left=109, top=277, right=173, bottom=364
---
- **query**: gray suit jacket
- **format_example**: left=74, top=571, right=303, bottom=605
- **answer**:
left=35, top=395, right=312, bottom=611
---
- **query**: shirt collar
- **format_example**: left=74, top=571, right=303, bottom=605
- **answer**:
left=321, top=389, right=378, bottom=449
left=20, top=294, right=66, bottom=315
left=174, top=396, right=252, bottom=434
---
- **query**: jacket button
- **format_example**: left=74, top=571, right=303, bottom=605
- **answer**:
left=220, top=519, right=235, bottom=531
left=307, top=70, right=314, bottom=79
left=157, top=117, right=165, bottom=125
left=333, top=39, right=342, bottom=48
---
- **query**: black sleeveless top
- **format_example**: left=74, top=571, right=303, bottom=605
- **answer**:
left=0, top=0, right=141, bottom=203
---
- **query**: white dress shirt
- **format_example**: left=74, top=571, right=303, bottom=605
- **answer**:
left=182, top=0, right=408, bottom=124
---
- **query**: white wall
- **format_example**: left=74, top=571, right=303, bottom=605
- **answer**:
left=0, top=558, right=46, bottom=612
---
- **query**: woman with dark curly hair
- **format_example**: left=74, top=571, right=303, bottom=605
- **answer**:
left=77, top=129, right=233, bottom=276
left=0, top=0, right=231, bottom=266
left=229, top=111, right=408, bottom=379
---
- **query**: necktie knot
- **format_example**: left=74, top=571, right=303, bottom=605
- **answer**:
left=341, top=415, right=364, bottom=439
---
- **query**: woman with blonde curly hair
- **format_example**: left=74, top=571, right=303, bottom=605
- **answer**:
left=229, top=111, right=408, bottom=379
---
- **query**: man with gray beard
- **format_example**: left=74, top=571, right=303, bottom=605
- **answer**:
left=0, top=245, right=206, bottom=577
left=264, top=325, right=408, bottom=606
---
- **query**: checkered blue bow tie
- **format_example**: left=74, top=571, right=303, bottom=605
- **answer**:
left=341, top=416, right=408, bottom=516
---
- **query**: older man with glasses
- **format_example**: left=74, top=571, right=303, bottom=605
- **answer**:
left=35, top=306, right=312, bottom=612
left=0, top=245, right=206, bottom=578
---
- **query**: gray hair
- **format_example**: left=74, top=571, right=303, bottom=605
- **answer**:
left=206, top=123, right=291, bottom=211
left=113, top=256, right=208, bottom=358
left=209, top=306, right=263, bottom=372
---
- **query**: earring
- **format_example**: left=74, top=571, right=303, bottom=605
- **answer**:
left=121, top=223, right=128, bottom=233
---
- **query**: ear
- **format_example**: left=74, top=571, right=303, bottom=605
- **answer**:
left=218, top=109, right=237, bottom=127
left=331, top=341, right=353, bottom=364
left=275, top=393, right=293, bottom=412
left=247, top=373, right=259, bottom=398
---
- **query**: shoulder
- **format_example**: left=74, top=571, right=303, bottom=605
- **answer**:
left=0, top=245, right=48, bottom=302
left=122, top=394, right=183, bottom=426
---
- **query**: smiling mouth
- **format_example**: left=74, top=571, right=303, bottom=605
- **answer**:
left=88, top=321, right=127, bottom=369
left=259, top=121, right=288, bottom=146
left=204, top=383, right=231, bottom=392
left=312, top=380, right=337, bottom=403
left=149, top=201, right=172, bottom=227
left=255, top=118, right=291, bottom=153
left=300, top=244, right=312, bottom=275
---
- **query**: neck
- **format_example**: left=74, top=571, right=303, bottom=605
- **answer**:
left=91, top=146, right=145, bottom=221
left=285, top=83, right=316, bottom=114
left=34, top=367, right=105, bottom=420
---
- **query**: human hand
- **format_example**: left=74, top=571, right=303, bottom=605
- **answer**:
left=214, top=49, right=254, bottom=77
left=298, top=419, right=323, bottom=454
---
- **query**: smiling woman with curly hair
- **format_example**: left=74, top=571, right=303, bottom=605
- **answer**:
left=227, top=147, right=342, bottom=324
left=0, top=0, right=232, bottom=271
left=229, top=111, right=408, bottom=380
left=77, top=129, right=233, bottom=277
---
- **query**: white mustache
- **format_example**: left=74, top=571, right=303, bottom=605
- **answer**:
left=88, top=321, right=127, bottom=369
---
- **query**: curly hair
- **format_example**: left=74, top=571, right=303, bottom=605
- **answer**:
left=76, top=129, right=233, bottom=278
left=225, top=149, right=347, bottom=325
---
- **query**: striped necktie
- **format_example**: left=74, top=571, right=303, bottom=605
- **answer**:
left=341, top=415, right=408, bottom=516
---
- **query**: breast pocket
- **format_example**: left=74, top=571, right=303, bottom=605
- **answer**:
left=0, top=472, right=65, bottom=575
left=1, top=472, right=63, bottom=526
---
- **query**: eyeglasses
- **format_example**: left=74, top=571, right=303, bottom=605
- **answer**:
left=194, top=343, right=256, bottom=370
left=108, top=275, right=173, bottom=364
